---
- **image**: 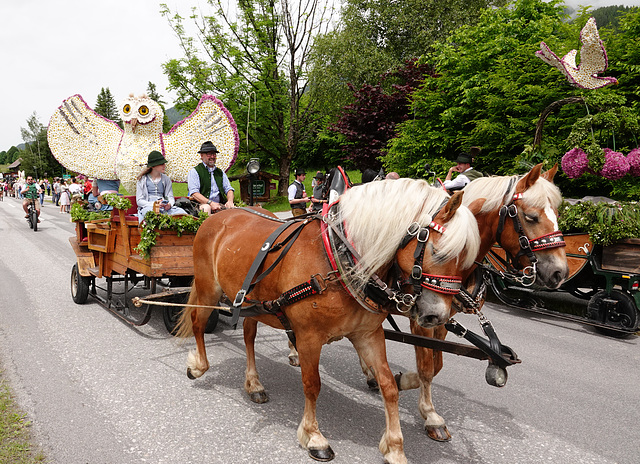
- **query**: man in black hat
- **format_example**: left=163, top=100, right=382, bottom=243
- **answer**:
left=187, top=141, right=235, bottom=214
left=288, top=168, right=310, bottom=216
left=443, top=151, right=483, bottom=192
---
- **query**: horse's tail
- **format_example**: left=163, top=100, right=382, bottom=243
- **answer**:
left=175, top=284, right=197, bottom=338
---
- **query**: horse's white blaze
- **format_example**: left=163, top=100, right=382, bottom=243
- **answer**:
left=544, top=204, right=559, bottom=230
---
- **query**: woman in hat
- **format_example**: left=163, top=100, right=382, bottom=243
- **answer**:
left=136, top=150, right=186, bottom=222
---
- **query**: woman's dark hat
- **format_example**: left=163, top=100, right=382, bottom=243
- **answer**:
left=314, top=172, right=325, bottom=180
left=147, top=150, right=167, bottom=167
left=198, top=141, right=219, bottom=153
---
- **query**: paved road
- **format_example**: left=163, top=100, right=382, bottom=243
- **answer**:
left=1, top=195, right=639, bottom=464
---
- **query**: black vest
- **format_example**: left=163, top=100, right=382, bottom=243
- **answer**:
left=290, top=181, right=305, bottom=210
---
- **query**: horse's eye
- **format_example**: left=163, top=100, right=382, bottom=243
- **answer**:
left=523, top=214, right=538, bottom=223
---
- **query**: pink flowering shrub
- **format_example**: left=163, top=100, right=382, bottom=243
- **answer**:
left=561, top=147, right=589, bottom=178
left=626, top=148, right=640, bottom=176
left=600, top=149, right=630, bottom=180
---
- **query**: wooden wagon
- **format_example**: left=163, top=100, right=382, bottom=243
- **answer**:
left=486, top=233, right=640, bottom=336
left=69, top=196, right=218, bottom=333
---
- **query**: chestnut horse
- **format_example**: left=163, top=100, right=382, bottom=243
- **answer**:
left=386, top=163, right=569, bottom=441
left=175, top=179, right=480, bottom=464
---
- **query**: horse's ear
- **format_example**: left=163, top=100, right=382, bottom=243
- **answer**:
left=516, top=163, right=543, bottom=192
left=440, top=190, right=464, bottom=222
left=542, top=163, right=558, bottom=182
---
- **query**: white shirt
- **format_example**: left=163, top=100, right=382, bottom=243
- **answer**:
left=442, top=168, right=472, bottom=190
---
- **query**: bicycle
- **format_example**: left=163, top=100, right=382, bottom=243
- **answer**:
left=26, top=198, right=38, bottom=231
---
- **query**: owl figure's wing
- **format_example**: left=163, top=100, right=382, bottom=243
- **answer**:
left=535, top=17, right=617, bottom=90
left=48, top=94, right=123, bottom=179
left=161, top=95, right=239, bottom=182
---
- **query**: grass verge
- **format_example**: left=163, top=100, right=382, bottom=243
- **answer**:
left=0, top=369, right=46, bottom=463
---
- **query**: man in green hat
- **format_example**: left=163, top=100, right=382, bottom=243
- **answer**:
left=443, top=149, right=483, bottom=192
left=187, top=141, right=235, bottom=214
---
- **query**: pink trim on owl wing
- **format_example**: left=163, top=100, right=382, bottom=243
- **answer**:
left=49, top=93, right=124, bottom=135
left=162, top=94, right=240, bottom=172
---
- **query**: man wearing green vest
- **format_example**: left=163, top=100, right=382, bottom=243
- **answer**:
left=187, top=141, right=235, bottom=214
left=443, top=150, right=483, bottom=193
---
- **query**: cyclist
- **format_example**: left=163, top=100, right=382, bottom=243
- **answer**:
left=21, top=176, right=42, bottom=222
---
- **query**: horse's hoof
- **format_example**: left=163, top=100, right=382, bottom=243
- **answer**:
left=308, top=446, right=335, bottom=462
left=366, top=378, right=379, bottom=391
left=426, top=425, right=452, bottom=442
left=187, top=368, right=196, bottom=380
left=249, top=391, right=269, bottom=404
left=394, top=372, right=403, bottom=390
left=288, top=355, right=300, bottom=367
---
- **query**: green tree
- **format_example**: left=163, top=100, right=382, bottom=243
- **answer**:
left=386, top=0, right=580, bottom=178
left=308, top=0, right=509, bottom=119
left=94, top=87, right=123, bottom=128
left=19, top=113, right=64, bottom=178
left=0, top=151, right=6, bottom=164
left=146, top=81, right=172, bottom=132
left=6, top=146, right=20, bottom=163
left=161, top=0, right=334, bottom=195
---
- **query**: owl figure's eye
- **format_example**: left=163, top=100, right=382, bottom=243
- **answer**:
left=123, top=104, right=131, bottom=114
left=139, top=106, right=149, bottom=117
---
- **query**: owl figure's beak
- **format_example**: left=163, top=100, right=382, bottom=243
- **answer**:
left=130, top=118, right=138, bottom=133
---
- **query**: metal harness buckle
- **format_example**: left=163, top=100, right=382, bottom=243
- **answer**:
left=233, top=289, right=247, bottom=307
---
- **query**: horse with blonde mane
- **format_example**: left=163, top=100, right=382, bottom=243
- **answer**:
left=384, top=163, right=569, bottom=441
left=175, top=178, right=480, bottom=463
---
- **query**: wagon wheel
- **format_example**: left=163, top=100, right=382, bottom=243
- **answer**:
left=163, top=294, right=219, bottom=335
left=587, top=290, right=640, bottom=337
left=71, top=264, right=91, bottom=304
left=487, top=271, right=544, bottom=309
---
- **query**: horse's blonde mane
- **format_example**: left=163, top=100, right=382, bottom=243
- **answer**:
left=337, top=179, right=480, bottom=282
left=463, top=174, right=562, bottom=212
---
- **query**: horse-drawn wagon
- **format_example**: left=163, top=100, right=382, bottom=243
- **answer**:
left=486, top=231, right=640, bottom=336
left=69, top=196, right=219, bottom=333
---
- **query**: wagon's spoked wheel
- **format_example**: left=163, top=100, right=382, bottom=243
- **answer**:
left=163, top=295, right=219, bottom=335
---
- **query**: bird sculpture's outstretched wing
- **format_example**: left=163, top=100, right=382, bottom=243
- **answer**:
left=161, top=95, right=239, bottom=182
left=536, top=17, right=617, bottom=90
left=48, top=94, right=123, bottom=179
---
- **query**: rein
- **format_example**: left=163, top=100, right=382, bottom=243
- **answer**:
left=492, top=180, right=565, bottom=286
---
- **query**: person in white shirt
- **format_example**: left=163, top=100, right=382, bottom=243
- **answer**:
left=442, top=153, right=483, bottom=192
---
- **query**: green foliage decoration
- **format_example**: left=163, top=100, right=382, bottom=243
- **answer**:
left=135, top=211, right=208, bottom=259
left=70, top=202, right=110, bottom=223
left=102, top=194, right=132, bottom=211
left=558, top=200, right=640, bottom=245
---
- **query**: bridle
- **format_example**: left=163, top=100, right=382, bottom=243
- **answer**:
left=324, top=203, right=463, bottom=315
left=396, top=221, right=462, bottom=312
left=493, top=182, right=566, bottom=286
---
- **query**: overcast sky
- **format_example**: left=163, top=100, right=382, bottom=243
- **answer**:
left=0, top=0, right=637, bottom=151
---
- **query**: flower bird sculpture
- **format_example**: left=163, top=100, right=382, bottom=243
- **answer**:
left=48, top=94, right=239, bottom=193
left=536, top=17, right=617, bottom=90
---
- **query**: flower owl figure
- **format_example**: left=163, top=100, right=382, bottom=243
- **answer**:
left=48, top=93, right=239, bottom=193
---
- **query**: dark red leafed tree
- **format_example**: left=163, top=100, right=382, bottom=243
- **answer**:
left=331, top=59, right=436, bottom=171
